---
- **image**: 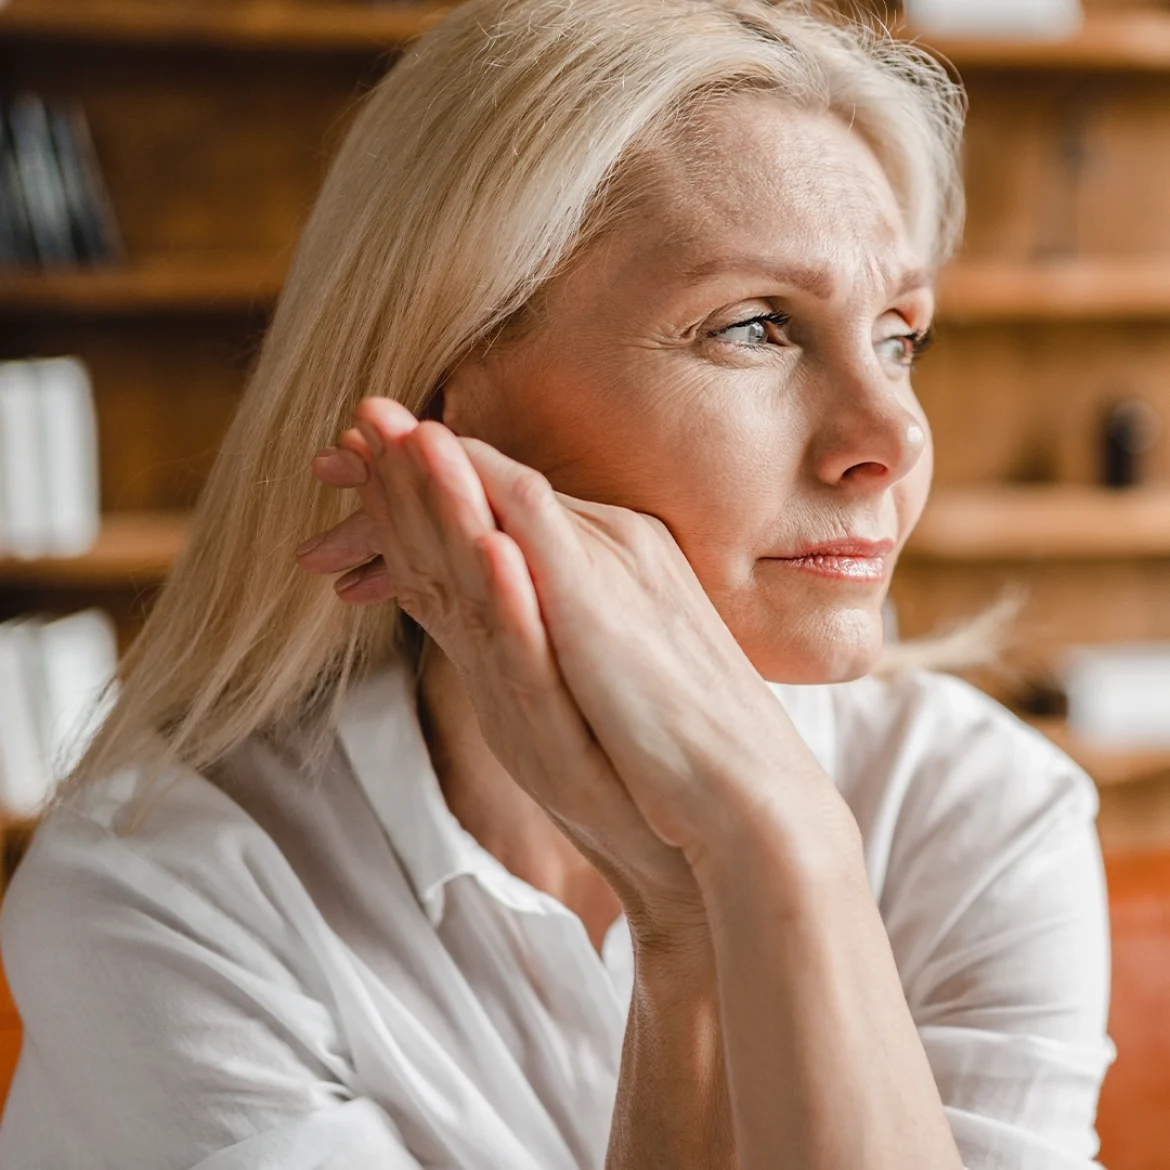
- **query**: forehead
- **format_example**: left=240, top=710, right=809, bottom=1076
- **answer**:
left=621, top=92, right=916, bottom=290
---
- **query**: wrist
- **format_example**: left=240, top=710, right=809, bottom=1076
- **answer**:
left=630, top=929, right=720, bottom=1015
left=685, top=766, right=865, bottom=917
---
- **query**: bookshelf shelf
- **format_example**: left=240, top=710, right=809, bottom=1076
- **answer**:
left=913, top=12, right=1170, bottom=72
left=936, top=258, right=1170, bottom=322
left=0, top=259, right=284, bottom=315
left=0, top=0, right=451, bottom=52
left=0, top=512, right=187, bottom=586
left=1028, top=717, right=1170, bottom=787
left=5, top=257, right=1170, bottom=320
left=906, top=486, right=1170, bottom=561
left=3, top=4, right=1169, bottom=70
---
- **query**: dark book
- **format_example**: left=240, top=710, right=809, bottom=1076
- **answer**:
left=6, top=93, right=78, bottom=267
left=0, top=111, right=38, bottom=267
left=48, top=99, right=124, bottom=266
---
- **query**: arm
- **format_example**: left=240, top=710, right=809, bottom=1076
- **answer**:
left=608, top=936, right=735, bottom=1170
left=298, top=403, right=962, bottom=1168
left=692, top=788, right=963, bottom=1170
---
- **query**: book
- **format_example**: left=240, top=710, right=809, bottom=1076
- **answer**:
left=0, top=360, right=50, bottom=559
left=0, top=357, right=101, bottom=559
left=36, top=608, right=118, bottom=781
left=0, top=609, right=118, bottom=817
left=0, top=110, right=37, bottom=268
left=35, top=357, right=101, bottom=556
left=1063, top=642, right=1170, bottom=748
left=904, top=0, right=1082, bottom=37
left=6, top=93, right=77, bottom=267
left=48, top=99, right=124, bottom=266
left=0, top=618, right=52, bottom=817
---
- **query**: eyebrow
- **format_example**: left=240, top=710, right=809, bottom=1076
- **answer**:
left=677, top=256, right=932, bottom=300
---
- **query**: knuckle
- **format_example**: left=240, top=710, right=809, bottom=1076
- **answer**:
left=459, top=596, right=496, bottom=640
left=510, top=468, right=555, bottom=513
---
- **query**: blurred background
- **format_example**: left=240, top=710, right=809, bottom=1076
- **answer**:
left=3, top=0, right=1170, bottom=1160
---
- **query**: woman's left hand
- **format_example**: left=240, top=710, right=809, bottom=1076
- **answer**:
left=300, top=396, right=832, bottom=864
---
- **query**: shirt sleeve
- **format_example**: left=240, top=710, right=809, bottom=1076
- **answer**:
left=0, top=807, right=424, bottom=1170
left=878, top=690, right=1116, bottom=1170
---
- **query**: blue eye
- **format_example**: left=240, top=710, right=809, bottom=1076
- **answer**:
left=714, top=311, right=791, bottom=347
left=878, top=326, right=934, bottom=368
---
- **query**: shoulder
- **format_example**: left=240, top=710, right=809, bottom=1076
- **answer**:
left=1, top=753, right=327, bottom=1017
left=815, top=667, right=1098, bottom=844
left=811, top=671, right=1110, bottom=1017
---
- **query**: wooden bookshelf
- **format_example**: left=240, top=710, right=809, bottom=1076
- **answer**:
left=915, top=11, right=1170, bottom=72
left=5, top=4, right=1170, bottom=71
left=0, top=259, right=285, bottom=315
left=0, top=0, right=451, bottom=51
left=935, top=258, right=1170, bottom=322
left=6, top=257, right=1170, bottom=320
left=906, top=486, right=1170, bottom=562
left=0, top=513, right=187, bottom=587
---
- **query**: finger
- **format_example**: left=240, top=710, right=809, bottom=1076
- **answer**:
left=351, top=396, right=419, bottom=456
left=475, top=530, right=546, bottom=661
left=457, top=437, right=587, bottom=604
left=406, top=422, right=500, bottom=600
left=311, top=446, right=369, bottom=488
left=296, top=509, right=382, bottom=574
left=472, top=531, right=658, bottom=849
left=334, top=558, right=396, bottom=606
left=356, top=399, right=497, bottom=604
left=338, top=411, right=437, bottom=590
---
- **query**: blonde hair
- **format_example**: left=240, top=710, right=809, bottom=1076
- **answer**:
left=69, top=0, right=967, bottom=796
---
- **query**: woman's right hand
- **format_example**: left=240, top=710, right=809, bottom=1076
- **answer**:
left=297, top=407, right=705, bottom=945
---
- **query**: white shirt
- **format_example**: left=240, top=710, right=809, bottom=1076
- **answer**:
left=0, top=656, right=1115, bottom=1169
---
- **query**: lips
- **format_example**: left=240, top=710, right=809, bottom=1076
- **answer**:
left=763, top=537, right=895, bottom=583
left=772, top=537, right=895, bottom=560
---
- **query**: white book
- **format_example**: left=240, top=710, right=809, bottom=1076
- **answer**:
left=904, top=0, right=1082, bottom=38
left=0, top=617, right=53, bottom=817
left=1062, top=642, right=1170, bottom=749
left=35, top=356, right=100, bottom=556
left=0, top=360, right=49, bottom=559
left=37, top=608, right=118, bottom=781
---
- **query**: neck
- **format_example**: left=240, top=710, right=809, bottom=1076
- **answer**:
left=415, top=640, right=622, bottom=953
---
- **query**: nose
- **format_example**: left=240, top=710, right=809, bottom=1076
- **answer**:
left=807, top=365, right=928, bottom=489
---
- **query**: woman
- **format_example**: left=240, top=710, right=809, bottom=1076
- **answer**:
left=0, top=0, right=1113, bottom=1167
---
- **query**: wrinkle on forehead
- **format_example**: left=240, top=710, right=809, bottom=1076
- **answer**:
left=608, top=92, right=918, bottom=298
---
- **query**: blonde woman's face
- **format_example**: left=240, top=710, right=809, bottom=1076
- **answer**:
left=442, top=95, right=935, bottom=684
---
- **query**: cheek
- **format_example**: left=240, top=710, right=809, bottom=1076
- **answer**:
left=492, top=359, right=798, bottom=554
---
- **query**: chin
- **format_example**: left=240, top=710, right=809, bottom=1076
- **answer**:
left=739, top=606, right=885, bottom=685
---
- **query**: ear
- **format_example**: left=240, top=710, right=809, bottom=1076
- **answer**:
left=434, top=352, right=495, bottom=438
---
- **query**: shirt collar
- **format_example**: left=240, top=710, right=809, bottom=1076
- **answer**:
left=336, top=651, right=839, bottom=928
left=336, top=652, right=485, bottom=926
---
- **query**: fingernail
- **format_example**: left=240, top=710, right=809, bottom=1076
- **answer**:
left=357, top=421, right=384, bottom=456
left=296, top=534, right=325, bottom=557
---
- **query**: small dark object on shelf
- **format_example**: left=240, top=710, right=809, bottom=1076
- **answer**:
left=1015, top=677, right=1070, bottom=718
left=1101, top=398, right=1161, bottom=488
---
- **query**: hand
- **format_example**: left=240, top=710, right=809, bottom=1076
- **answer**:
left=301, top=397, right=835, bottom=877
left=297, top=397, right=702, bottom=939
